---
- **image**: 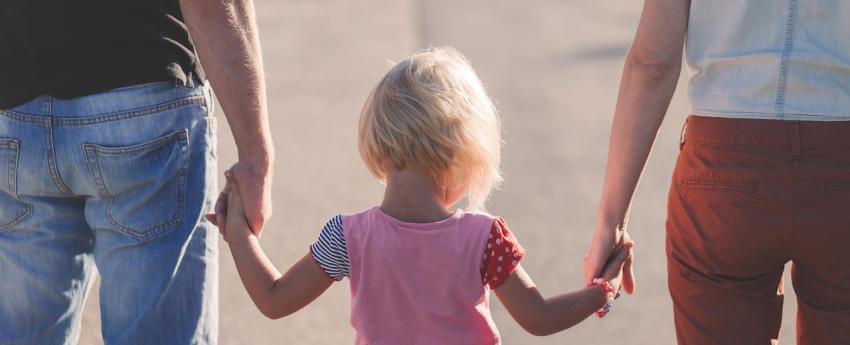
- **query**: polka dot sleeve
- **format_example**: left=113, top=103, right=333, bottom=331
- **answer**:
left=481, top=217, right=525, bottom=288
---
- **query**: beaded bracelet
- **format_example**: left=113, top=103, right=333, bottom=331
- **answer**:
left=587, top=278, right=615, bottom=318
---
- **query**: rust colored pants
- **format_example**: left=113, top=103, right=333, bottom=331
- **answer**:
left=667, top=115, right=850, bottom=345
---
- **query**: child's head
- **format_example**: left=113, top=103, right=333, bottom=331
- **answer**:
left=358, top=46, right=502, bottom=211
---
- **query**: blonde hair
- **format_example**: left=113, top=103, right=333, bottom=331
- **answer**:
left=358, top=46, right=502, bottom=210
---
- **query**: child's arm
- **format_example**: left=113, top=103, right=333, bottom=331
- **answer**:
left=493, top=241, right=632, bottom=336
left=221, top=174, right=334, bottom=319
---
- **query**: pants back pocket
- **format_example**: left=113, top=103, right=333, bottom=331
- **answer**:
left=0, top=138, right=31, bottom=231
left=84, top=129, right=189, bottom=241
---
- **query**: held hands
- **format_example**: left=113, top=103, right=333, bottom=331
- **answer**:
left=206, top=171, right=255, bottom=245
left=593, top=234, right=634, bottom=297
left=584, top=224, right=635, bottom=294
left=206, top=161, right=273, bottom=237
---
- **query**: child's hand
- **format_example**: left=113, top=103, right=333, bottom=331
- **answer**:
left=598, top=232, right=634, bottom=297
left=204, top=182, right=229, bottom=228
left=212, top=170, right=255, bottom=245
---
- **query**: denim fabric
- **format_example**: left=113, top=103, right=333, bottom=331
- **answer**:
left=0, top=80, right=219, bottom=344
left=687, top=0, right=850, bottom=120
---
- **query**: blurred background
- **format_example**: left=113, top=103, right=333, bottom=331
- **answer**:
left=80, top=0, right=799, bottom=343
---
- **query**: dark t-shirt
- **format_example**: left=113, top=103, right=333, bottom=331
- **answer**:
left=0, top=0, right=201, bottom=109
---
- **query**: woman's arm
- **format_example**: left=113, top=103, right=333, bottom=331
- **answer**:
left=584, top=0, right=691, bottom=293
left=495, top=241, right=632, bottom=336
left=222, top=176, right=334, bottom=319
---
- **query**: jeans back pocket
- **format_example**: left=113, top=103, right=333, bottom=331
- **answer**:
left=84, top=129, right=189, bottom=241
left=0, top=138, right=31, bottom=231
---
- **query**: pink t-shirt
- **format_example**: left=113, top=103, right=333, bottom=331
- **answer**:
left=310, top=208, right=525, bottom=344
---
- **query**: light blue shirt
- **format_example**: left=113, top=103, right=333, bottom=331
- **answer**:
left=686, top=0, right=850, bottom=120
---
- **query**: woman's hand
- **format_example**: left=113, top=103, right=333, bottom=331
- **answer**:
left=585, top=229, right=635, bottom=294
left=596, top=233, right=634, bottom=296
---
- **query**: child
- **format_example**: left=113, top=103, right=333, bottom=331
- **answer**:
left=212, top=47, right=633, bottom=344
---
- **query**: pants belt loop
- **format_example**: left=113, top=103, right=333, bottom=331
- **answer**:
left=789, top=121, right=802, bottom=160
left=186, top=71, right=196, bottom=88
left=679, top=117, right=689, bottom=150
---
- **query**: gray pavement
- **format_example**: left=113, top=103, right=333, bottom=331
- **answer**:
left=80, top=1, right=799, bottom=344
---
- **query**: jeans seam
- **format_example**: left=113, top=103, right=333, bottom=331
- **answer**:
left=0, top=140, right=33, bottom=232
left=0, top=96, right=204, bottom=125
left=54, top=97, right=206, bottom=126
left=0, top=110, right=50, bottom=124
left=46, top=126, right=73, bottom=195
left=85, top=130, right=189, bottom=155
left=43, top=98, right=73, bottom=195
left=83, top=145, right=108, bottom=195
left=0, top=203, right=32, bottom=232
left=105, top=194, right=185, bottom=240
left=774, top=0, right=799, bottom=118
left=3, top=139, right=18, bottom=195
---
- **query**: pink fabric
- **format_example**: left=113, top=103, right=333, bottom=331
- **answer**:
left=343, top=207, right=501, bottom=345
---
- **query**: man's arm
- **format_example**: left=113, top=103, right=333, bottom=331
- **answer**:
left=179, top=0, right=274, bottom=234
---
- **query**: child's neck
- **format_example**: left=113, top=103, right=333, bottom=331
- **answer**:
left=380, top=168, right=454, bottom=223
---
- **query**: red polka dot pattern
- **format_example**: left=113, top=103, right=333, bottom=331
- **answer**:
left=481, top=217, right=525, bottom=288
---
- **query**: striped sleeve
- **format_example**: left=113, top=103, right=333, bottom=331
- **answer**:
left=309, top=215, right=350, bottom=281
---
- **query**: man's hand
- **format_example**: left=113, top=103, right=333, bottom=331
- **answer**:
left=206, top=162, right=272, bottom=236
left=229, top=160, right=273, bottom=235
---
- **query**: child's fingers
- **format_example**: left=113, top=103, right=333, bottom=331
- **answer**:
left=212, top=197, right=227, bottom=228
left=226, top=181, right=247, bottom=221
left=217, top=211, right=228, bottom=239
left=225, top=172, right=243, bottom=204
left=227, top=185, right=244, bottom=211
left=601, top=241, right=633, bottom=280
left=205, top=213, right=218, bottom=225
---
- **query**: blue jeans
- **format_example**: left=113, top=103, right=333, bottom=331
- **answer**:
left=0, top=81, right=218, bottom=344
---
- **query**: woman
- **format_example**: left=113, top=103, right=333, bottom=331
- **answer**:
left=585, top=0, right=850, bottom=344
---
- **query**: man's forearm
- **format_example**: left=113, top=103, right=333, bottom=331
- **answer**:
left=179, top=0, right=274, bottom=165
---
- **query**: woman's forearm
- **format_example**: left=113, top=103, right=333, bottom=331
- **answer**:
left=596, top=55, right=681, bottom=232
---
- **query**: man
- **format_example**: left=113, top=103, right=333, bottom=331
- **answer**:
left=0, top=0, right=273, bottom=344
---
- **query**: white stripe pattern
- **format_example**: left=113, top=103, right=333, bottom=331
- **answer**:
left=310, top=215, right=350, bottom=281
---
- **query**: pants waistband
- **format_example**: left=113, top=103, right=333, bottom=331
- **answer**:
left=683, top=115, right=850, bottom=156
